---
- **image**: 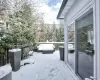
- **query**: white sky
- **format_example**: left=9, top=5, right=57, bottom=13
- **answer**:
left=38, top=0, right=62, bottom=24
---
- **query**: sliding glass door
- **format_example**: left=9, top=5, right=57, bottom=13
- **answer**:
left=76, top=12, right=94, bottom=79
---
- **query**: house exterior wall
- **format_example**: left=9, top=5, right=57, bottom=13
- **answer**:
left=63, top=0, right=96, bottom=79
left=59, top=0, right=100, bottom=79
left=64, top=0, right=94, bottom=65
left=64, top=0, right=93, bottom=24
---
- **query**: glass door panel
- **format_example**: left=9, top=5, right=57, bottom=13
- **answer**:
left=76, top=12, right=94, bottom=79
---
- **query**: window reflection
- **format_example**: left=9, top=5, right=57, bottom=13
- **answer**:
left=68, top=23, right=75, bottom=70
left=77, top=12, right=94, bottom=79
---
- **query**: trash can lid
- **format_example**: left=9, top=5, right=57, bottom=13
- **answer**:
left=9, top=49, right=21, bottom=52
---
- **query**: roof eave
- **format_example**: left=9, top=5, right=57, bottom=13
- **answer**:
left=57, top=0, right=68, bottom=19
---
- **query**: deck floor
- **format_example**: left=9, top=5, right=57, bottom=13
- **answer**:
left=12, top=51, right=79, bottom=80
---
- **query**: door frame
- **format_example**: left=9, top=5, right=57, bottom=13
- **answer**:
left=93, top=0, right=100, bottom=80
left=74, top=9, right=94, bottom=79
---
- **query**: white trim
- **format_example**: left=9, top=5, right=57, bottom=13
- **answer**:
left=94, top=0, right=100, bottom=80
left=60, top=0, right=76, bottom=19
left=64, top=19, right=68, bottom=64
left=67, top=21, right=75, bottom=27
left=67, top=0, right=93, bottom=25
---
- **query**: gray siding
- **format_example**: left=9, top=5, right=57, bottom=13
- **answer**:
left=65, top=0, right=93, bottom=23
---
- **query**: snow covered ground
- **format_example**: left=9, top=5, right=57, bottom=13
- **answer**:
left=12, top=50, right=79, bottom=80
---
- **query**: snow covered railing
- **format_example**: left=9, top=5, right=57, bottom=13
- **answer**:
left=36, top=42, right=74, bottom=44
left=0, top=64, right=12, bottom=80
left=36, top=42, right=64, bottom=44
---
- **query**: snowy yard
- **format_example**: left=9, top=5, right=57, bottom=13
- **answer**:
left=12, top=51, right=79, bottom=80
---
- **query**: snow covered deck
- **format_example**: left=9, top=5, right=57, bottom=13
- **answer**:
left=12, top=51, right=79, bottom=80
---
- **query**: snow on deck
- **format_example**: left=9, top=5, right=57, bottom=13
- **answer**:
left=12, top=51, right=79, bottom=80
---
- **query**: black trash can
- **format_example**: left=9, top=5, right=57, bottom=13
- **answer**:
left=33, top=47, right=38, bottom=52
left=59, top=46, right=64, bottom=61
left=9, top=49, right=21, bottom=71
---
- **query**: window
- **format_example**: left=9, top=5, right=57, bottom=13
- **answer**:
left=68, top=23, right=75, bottom=70
left=76, top=12, right=94, bottom=79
